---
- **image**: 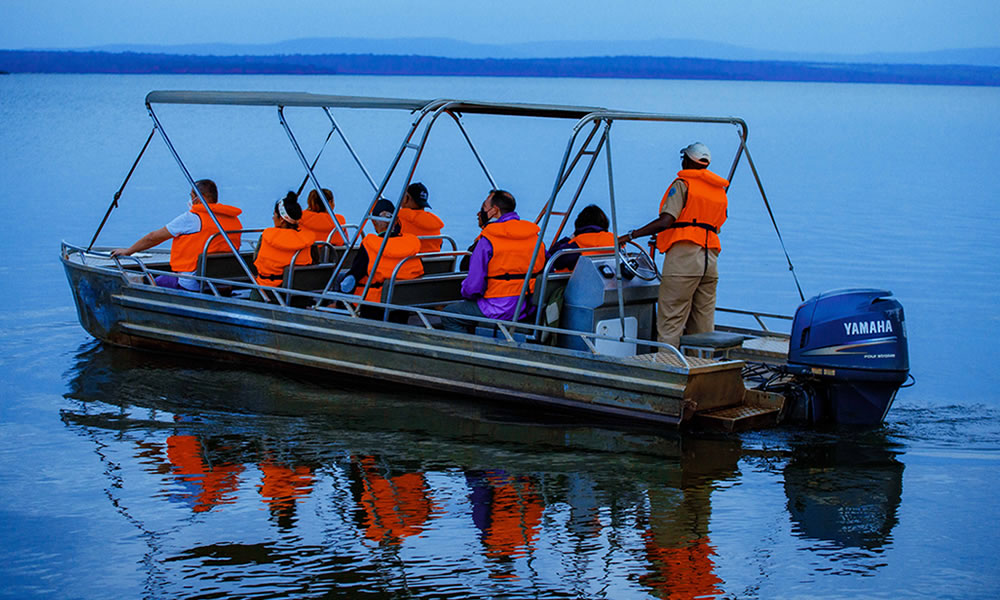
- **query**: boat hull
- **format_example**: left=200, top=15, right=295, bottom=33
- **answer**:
left=63, top=258, right=746, bottom=428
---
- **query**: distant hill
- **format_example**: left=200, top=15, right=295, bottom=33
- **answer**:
left=59, top=37, right=1000, bottom=67
left=1, top=50, right=998, bottom=86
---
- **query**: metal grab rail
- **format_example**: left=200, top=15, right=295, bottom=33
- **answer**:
left=716, top=306, right=793, bottom=336
left=416, top=234, right=458, bottom=252
left=382, top=250, right=471, bottom=314
left=531, top=246, right=617, bottom=329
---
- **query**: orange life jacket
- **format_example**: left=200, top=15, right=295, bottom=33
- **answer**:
left=254, top=227, right=313, bottom=287
left=356, top=233, right=424, bottom=302
left=169, top=203, right=243, bottom=273
left=656, top=169, right=728, bottom=253
left=397, top=207, right=444, bottom=253
left=299, top=209, right=347, bottom=245
left=481, top=219, right=546, bottom=298
left=555, top=230, right=616, bottom=273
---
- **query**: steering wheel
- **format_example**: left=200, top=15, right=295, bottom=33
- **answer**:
left=618, top=240, right=660, bottom=281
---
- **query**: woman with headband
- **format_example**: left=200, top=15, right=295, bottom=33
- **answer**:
left=252, top=192, right=313, bottom=302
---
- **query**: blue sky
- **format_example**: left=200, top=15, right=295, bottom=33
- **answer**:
left=2, top=0, right=997, bottom=53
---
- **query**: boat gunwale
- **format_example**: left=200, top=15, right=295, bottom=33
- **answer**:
left=61, top=244, right=752, bottom=378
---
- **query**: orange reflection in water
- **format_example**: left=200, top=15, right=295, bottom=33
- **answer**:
left=467, top=471, right=544, bottom=566
left=258, top=460, right=314, bottom=523
left=640, top=531, right=722, bottom=599
left=165, top=435, right=243, bottom=513
left=354, top=456, right=436, bottom=545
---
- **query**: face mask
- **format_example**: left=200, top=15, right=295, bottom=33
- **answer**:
left=187, top=197, right=195, bottom=209
left=477, top=209, right=491, bottom=228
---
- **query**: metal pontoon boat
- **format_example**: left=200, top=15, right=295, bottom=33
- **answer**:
left=62, top=91, right=910, bottom=430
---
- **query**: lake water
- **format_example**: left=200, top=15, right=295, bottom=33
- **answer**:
left=1, top=73, right=999, bottom=598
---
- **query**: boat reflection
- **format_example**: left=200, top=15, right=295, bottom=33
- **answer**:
left=783, top=434, right=904, bottom=551
left=59, top=342, right=900, bottom=597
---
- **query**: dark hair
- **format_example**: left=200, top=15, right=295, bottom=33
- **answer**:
left=489, top=189, right=516, bottom=214
left=194, top=179, right=218, bottom=203
left=274, top=191, right=303, bottom=227
left=681, top=155, right=708, bottom=171
left=306, top=188, right=334, bottom=212
left=574, top=204, right=609, bottom=232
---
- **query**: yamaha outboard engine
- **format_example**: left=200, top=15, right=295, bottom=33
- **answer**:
left=785, top=289, right=909, bottom=425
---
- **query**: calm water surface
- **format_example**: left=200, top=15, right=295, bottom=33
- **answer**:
left=1, top=74, right=999, bottom=598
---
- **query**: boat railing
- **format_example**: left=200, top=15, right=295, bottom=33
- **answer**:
left=416, top=234, right=458, bottom=252
left=715, top=306, right=793, bottom=338
left=383, top=251, right=470, bottom=308
left=63, top=241, right=693, bottom=367
left=531, top=246, right=617, bottom=331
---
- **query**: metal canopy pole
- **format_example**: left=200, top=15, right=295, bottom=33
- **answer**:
left=602, top=120, right=630, bottom=342
left=277, top=106, right=348, bottom=251
left=326, top=100, right=449, bottom=297
left=322, top=107, right=380, bottom=193
left=87, top=127, right=157, bottom=251
left=738, top=136, right=806, bottom=301
left=517, top=115, right=604, bottom=328
left=144, top=102, right=256, bottom=284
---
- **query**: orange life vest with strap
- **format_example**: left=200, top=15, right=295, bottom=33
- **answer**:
left=656, top=169, right=728, bottom=254
left=397, top=207, right=445, bottom=253
left=169, top=203, right=243, bottom=273
left=357, top=233, right=423, bottom=302
left=299, top=209, right=347, bottom=245
left=554, top=230, right=616, bottom=273
left=253, top=227, right=313, bottom=287
left=481, top=219, right=546, bottom=298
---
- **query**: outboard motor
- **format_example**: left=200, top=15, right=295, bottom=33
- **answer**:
left=785, top=289, right=909, bottom=425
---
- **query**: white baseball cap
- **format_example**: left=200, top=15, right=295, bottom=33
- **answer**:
left=681, top=142, right=711, bottom=165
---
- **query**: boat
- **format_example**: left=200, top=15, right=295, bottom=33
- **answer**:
left=62, top=90, right=911, bottom=430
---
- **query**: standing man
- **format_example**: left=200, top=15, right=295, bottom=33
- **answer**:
left=111, top=179, right=243, bottom=291
left=397, top=182, right=445, bottom=253
left=618, top=143, right=728, bottom=348
left=440, top=189, right=545, bottom=333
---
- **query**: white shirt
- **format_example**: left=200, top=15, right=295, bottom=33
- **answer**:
left=164, top=210, right=202, bottom=290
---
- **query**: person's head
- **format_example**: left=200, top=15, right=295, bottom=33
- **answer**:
left=306, top=188, right=334, bottom=212
left=273, top=191, right=303, bottom=229
left=190, top=179, right=218, bottom=205
left=680, top=142, right=711, bottom=170
left=402, top=182, right=430, bottom=210
left=369, top=198, right=399, bottom=235
left=478, top=189, right=516, bottom=227
left=574, top=204, right=609, bottom=232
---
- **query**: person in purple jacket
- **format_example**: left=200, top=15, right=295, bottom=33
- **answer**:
left=439, top=190, right=545, bottom=333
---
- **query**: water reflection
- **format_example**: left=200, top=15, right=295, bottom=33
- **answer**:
left=59, top=342, right=904, bottom=597
left=783, top=434, right=904, bottom=551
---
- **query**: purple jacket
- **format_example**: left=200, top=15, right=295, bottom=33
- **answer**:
left=461, top=212, right=534, bottom=321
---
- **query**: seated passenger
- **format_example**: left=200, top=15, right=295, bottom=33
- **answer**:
left=439, top=189, right=545, bottom=333
left=111, top=179, right=242, bottom=291
left=547, top=204, right=615, bottom=272
left=252, top=192, right=313, bottom=302
left=397, top=182, right=445, bottom=253
left=299, top=187, right=348, bottom=246
left=339, top=198, right=423, bottom=320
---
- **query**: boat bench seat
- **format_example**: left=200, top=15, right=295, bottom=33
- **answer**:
left=382, top=273, right=465, bottom=307
left=197, top=251, right=257, bottom=281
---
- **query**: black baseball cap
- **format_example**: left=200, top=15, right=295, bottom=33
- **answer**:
left=406, top=182, right=430, bottom=208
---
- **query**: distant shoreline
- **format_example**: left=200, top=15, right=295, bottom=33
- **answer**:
left=2, top=50, right=998, bottom=86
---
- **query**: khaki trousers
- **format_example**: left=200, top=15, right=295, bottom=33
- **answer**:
left=656, top=271, right=718, bottom=349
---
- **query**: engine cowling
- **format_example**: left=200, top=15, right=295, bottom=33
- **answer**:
left=786, top=289, right=909, bottom=425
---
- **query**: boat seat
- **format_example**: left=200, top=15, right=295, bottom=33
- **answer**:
left=382, top=273, right=465, bottom=307
left=680, top=331, right=747, bottom=359
left=197, top=251, right=257, bottom=281
left=419, top=254, right=465, bottom=275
